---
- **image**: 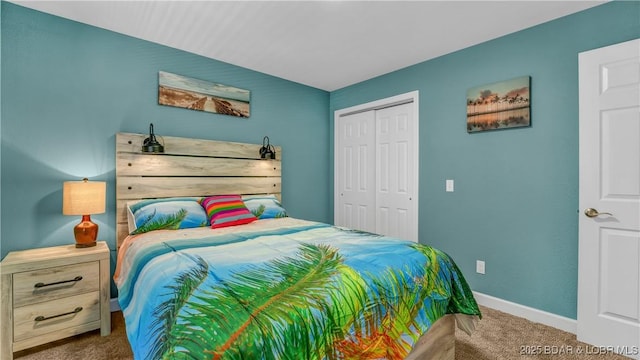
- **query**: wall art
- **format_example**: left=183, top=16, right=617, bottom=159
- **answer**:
left=466, top=76, right=530, bottom=133
left=159, top=71, right=250, bottom=118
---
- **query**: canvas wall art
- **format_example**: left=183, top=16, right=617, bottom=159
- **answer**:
left=466, top=76, right=531, bottom=133
left=158, top=71, right=250, bottom=118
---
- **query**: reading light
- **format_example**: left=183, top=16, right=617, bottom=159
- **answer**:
left=259, top=136, right=276, bottom=159
left=63, top=178, right=106, bottom=248
left=142, top=123, right=164, bottom=153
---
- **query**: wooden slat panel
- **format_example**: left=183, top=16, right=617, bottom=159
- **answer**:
left=116, top=153, right=280, bottom=177
left=117, top=177, right=281, bottom=200
left=116, top=133, right=281, bottom=159
left=116, top=226, right=130, bottom=246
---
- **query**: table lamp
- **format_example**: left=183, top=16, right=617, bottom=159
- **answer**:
left=63, top=178, right=106, bottom=248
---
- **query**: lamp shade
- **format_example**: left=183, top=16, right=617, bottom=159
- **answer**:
left=63, top=179, right=106, bottom=215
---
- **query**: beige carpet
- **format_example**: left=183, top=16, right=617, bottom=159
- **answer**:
left=455, top=307, right=629, bottom=360
left=14, top=306, right=629, bottom=360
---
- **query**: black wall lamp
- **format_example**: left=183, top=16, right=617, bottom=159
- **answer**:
left=142, top=123, right=164, bottom=153
left=259, top=136, right=276, bottom=159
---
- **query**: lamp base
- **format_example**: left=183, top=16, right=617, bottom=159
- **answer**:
left=74, top=215, right=98, bottom=248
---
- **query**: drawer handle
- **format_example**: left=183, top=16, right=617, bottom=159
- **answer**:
left=34, top=276, right=83, bottom=288
left=34, top=307, right=83, bottom=322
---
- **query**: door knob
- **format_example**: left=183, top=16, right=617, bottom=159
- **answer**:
left=584, top=208, right=613, bottom=218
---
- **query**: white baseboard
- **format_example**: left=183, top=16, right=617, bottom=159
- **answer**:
left=110, top=298, right=121, bottom=312
left=473, top=291, right=577, bottom=334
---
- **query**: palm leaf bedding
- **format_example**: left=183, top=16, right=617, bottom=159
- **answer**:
left=114, top=217, right=480, bottom=360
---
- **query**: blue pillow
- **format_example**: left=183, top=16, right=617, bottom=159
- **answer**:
left=127, top=197, right=208, bottom=235
left=242, top=195, right=288, bottom=219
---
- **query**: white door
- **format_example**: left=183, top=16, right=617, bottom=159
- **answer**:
left=335, top=110, right=376, bottom=232
left=335, top=91, right=419, bottom=242
left=376, top=103, right=417, bottom=241
left=578, top=38, right=640, bottom=359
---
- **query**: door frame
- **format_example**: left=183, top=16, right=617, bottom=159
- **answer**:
left=334, top=91, right=419, bottom=239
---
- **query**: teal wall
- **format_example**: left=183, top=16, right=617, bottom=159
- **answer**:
left=0, top=3, right=330, bottom=295
left=2, top=1, right=639, bottom=318
left=330, top=1, right=639, bottom=319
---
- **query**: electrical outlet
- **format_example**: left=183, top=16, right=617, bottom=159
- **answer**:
left=476, top=260, right=485, bottom=275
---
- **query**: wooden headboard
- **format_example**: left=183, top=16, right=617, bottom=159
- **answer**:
left=115, top=132, right=282, bottom=248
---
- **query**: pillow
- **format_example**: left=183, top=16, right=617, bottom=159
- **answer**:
left=202, top=195, right=257, bottom=229
left=127, top=197, right=208, bottom=235
left=242, top=194, right=288, bottom=219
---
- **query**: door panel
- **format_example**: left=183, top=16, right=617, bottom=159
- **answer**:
left=599, top=230, right=639, bottom=322
left=602, top=108, right=640, bottom=197
left=397, top=141, right=409, bottom=193
left=578, top=38, right=640, bottom=359
left=379, top=143, right=390, bottom=192
left=335, top=110, right=376, bottom=232
left=376, top=103, right=417, bottom=241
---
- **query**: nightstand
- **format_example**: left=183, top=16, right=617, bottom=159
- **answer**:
left=0, top=241, right=111, bottom=360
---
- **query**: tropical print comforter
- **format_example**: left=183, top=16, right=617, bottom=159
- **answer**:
left=115, top=218, right=480, bottom=360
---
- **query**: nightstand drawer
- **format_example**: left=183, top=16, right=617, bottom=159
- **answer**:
left=13, top=291, right=101, bottom=342
left=13, top=261, right=99, bottom=307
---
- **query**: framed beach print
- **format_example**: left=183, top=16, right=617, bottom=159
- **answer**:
left=466, top=76, right=530, bottom=133
left=158, top=71, right=250, bottom=118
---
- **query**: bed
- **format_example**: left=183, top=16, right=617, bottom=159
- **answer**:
left=114, top=132, right=480, bottom=360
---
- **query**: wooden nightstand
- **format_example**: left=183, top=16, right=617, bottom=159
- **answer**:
left=0, top=242, right=111, bottom=360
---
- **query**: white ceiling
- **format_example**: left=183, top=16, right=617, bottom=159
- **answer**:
left=11, top=1, right=606, bottom=91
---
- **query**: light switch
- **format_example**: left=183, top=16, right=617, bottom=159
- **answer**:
left=446, top=179, right=454, bottom=192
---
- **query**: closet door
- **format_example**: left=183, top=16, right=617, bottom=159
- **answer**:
left=335, top=110, right=376, bottom=232
left=376, top=103, right=417, bottom=241
left=335, top=96, right=418, bottom=242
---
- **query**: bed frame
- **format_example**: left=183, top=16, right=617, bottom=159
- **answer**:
left=114, top=132, right=454, bottom=360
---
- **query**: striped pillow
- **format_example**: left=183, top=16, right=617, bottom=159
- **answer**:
left=201, top=195, right=257, bottom=229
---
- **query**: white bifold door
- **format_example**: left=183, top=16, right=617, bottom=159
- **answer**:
left=578, top=38, right=640, bottom=359
left=335, top=99, right=418, bottom=242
